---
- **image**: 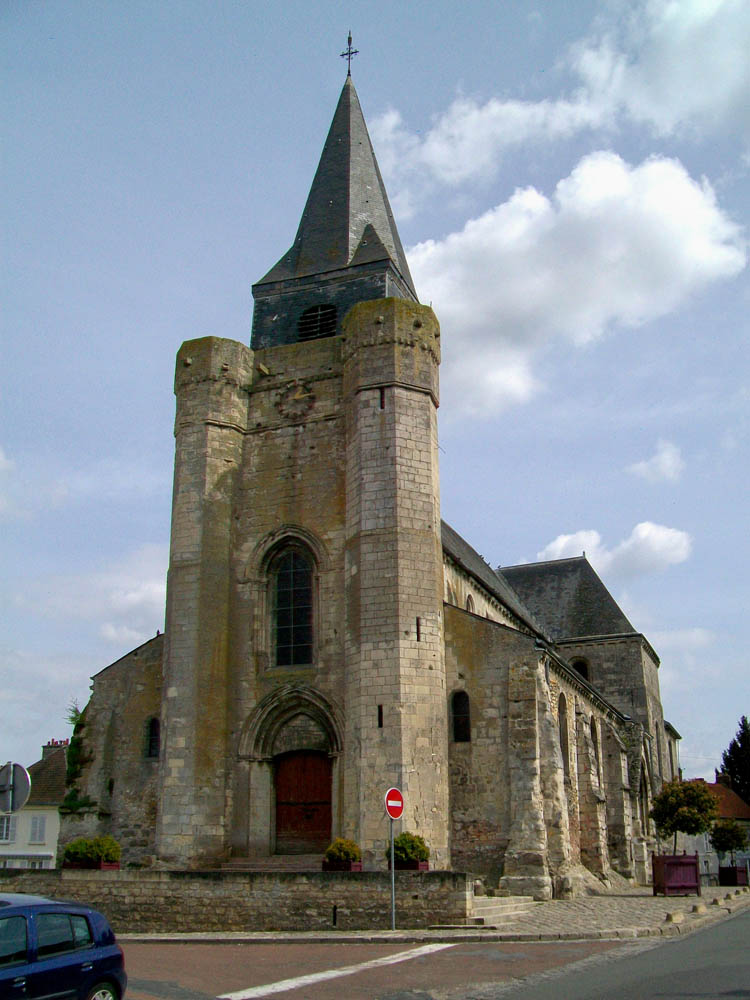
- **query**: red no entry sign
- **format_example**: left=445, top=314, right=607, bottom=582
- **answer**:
left=384, top=787, right=404, bottom=820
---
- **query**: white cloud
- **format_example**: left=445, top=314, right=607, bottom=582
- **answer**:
left=371, top=96, right=600, bottom=217
left=14, top=543, right=168, bottom=644
left=650, top=626, right=713, bottom=651
left=410, top=152, right=745, bottom=415
left=537, top=521, right=691, bottom=579
left=627, top=439, right=685, bottom=482
left=372, top=1, right=750, bottom=214
left=573, top=0, right=750, bottom=139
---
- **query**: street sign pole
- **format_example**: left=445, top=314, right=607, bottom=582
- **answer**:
left=390, top=817, right=396, bottom=930
left=384, top=787, right=404, bottom=932
left=0, top=762, right=31, bottom=813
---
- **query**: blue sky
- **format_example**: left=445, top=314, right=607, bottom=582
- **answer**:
left=2, top=0, right=748, bottom=779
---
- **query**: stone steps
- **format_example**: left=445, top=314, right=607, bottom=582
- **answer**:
left=431, top=894, right=539, bottom=929
left=222, top=855, right=323, bottom=872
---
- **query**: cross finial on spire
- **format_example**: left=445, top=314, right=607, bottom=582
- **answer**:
left=340, top=31, right=358, bottom=76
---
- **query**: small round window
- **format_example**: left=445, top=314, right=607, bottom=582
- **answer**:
left=297, top=304, right=337, bottom=341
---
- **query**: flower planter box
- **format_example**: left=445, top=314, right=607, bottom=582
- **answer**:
left=321, top=860, right=362, bottom=872
left=652, top=854, right=700, bottom=896
left=389, top=860, right=429, bottom=871
left=719, top=865, right=748, bottom=887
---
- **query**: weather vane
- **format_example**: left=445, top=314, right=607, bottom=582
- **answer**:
left=340, top=31, right=358, bottom=76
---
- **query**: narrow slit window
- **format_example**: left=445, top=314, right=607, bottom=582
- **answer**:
left=451, top=691, right=471, bottom=743
left=377, top=704, right=383, bottom=728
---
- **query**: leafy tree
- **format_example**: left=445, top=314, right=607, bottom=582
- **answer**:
left=650, top=779, right=718, bottom=854
left=717, top=716, right=750, bottom=806
left=710, top=819, right=748, bottom=866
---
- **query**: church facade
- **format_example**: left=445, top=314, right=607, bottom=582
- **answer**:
left=62, top=76, right=680, bottom=898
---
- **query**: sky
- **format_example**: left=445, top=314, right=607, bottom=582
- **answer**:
left=2, top=0, right=748, bottom=780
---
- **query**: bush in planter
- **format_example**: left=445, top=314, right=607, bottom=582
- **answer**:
left=63, top=835, right=121, bottom=868
left=385, top=832, right=430, bottom=868
left=650, top=779, right=718, bottom=854
left=324, top=838, right=362, bottom=863
left=322, top=838, right=362, bottom=871
left=710, top=818, right=748, bottom=866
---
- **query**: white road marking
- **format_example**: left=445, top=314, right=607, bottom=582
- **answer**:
left=216, top=941, right=456, bottom=999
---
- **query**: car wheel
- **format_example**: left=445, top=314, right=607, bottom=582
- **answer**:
left=85, top=985, right=118, bottom=1000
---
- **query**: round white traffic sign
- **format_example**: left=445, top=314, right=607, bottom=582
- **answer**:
left=384, top=787, right=404, bottom=820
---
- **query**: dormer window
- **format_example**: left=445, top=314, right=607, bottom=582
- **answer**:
left=297, top=304, right=337, bottom=341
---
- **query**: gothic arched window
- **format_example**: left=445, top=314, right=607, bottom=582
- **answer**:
left=558, top=694, right=570, bottom=778
left=271, top=548, right=314, bottom=666
left=571, top=659, right=589, bottom=681
left=590, top=716, right=601, bottom=786
left=465, top=594, right=475, bottom=614
left=451, top=691, right=471, bottom=743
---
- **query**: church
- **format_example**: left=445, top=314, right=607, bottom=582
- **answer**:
left=61, top=71, right=680, bottom=899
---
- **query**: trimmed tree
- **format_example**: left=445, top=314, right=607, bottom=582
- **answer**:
left=717, top=716, right=750, bottom=806
left=710, top=819, right=748, bottom=866
left=650, top=779, right=718, bottom=854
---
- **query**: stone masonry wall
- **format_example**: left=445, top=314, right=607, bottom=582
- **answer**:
left=61, top=635, right=163, bottom=865
left=0, top=870, right=472, bottom=932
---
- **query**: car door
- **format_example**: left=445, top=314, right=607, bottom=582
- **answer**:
left=0, top=913, right=30, bottom=999
left=23, top=911, right=88, bottom=999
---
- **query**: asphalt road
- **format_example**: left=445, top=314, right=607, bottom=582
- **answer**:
left=477, top=907, right=750, bottom=999
left=122, top=909, right=750, bottom=1000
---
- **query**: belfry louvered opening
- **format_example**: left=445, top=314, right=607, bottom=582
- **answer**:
left=297, top=304, right=337, bottom=341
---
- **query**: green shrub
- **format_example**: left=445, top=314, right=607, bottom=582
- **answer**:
left=324, top=838, right=362, bottom=863
left=710, top=819, right=748, bottom=864
left=650, top=779, right=718, bottom=853
left=62, top=835, right=121, bottom=866
left=385, top=832, right=429, bottom=863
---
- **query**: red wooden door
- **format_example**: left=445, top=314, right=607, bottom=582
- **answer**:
left=275, top=750, right=332, bottom=854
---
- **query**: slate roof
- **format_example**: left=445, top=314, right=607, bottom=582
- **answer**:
left=256, top=76, right=416, bottom=297
left=26, top=746, right=67, bottom=807
left=499, top=556, right=635, bottom=641
left=441, top=521, right=544, bottom=634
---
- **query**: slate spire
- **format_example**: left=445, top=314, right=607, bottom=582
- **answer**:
left=251, top=77, right=417, bottom=349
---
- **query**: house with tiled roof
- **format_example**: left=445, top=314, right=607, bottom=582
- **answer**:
left=679, top=780, right=750, bottom=882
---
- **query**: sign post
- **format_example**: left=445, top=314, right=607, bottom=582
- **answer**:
left=384, top=787, right=404, bottom=930
left=0, top=763, right=31, bottom=813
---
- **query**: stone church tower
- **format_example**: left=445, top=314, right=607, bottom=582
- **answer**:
left=64, top=70, right=679, bottom=897
left=156, top=76, right=450, bottom=867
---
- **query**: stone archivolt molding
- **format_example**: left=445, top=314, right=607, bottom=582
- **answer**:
left=238, top=684, right=343, bottom=761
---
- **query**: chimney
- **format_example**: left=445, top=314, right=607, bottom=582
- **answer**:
left=42, top=738, right=70, bottom=759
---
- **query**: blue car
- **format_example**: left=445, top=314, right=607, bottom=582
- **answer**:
left=0, top=893, right=127, bottom=999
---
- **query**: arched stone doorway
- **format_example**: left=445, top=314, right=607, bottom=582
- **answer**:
left=235, top=685, right=342, bottom=857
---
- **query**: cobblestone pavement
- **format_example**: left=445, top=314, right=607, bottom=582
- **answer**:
left=120, top=885, right=750, bottom=945
left=487, top=885, right=750, bottom=940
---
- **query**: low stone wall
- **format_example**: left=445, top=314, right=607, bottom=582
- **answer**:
left=0, top=869, right=472, bottom=932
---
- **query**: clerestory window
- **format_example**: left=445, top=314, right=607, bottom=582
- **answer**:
left=272, top=548, right=314, bottom=666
